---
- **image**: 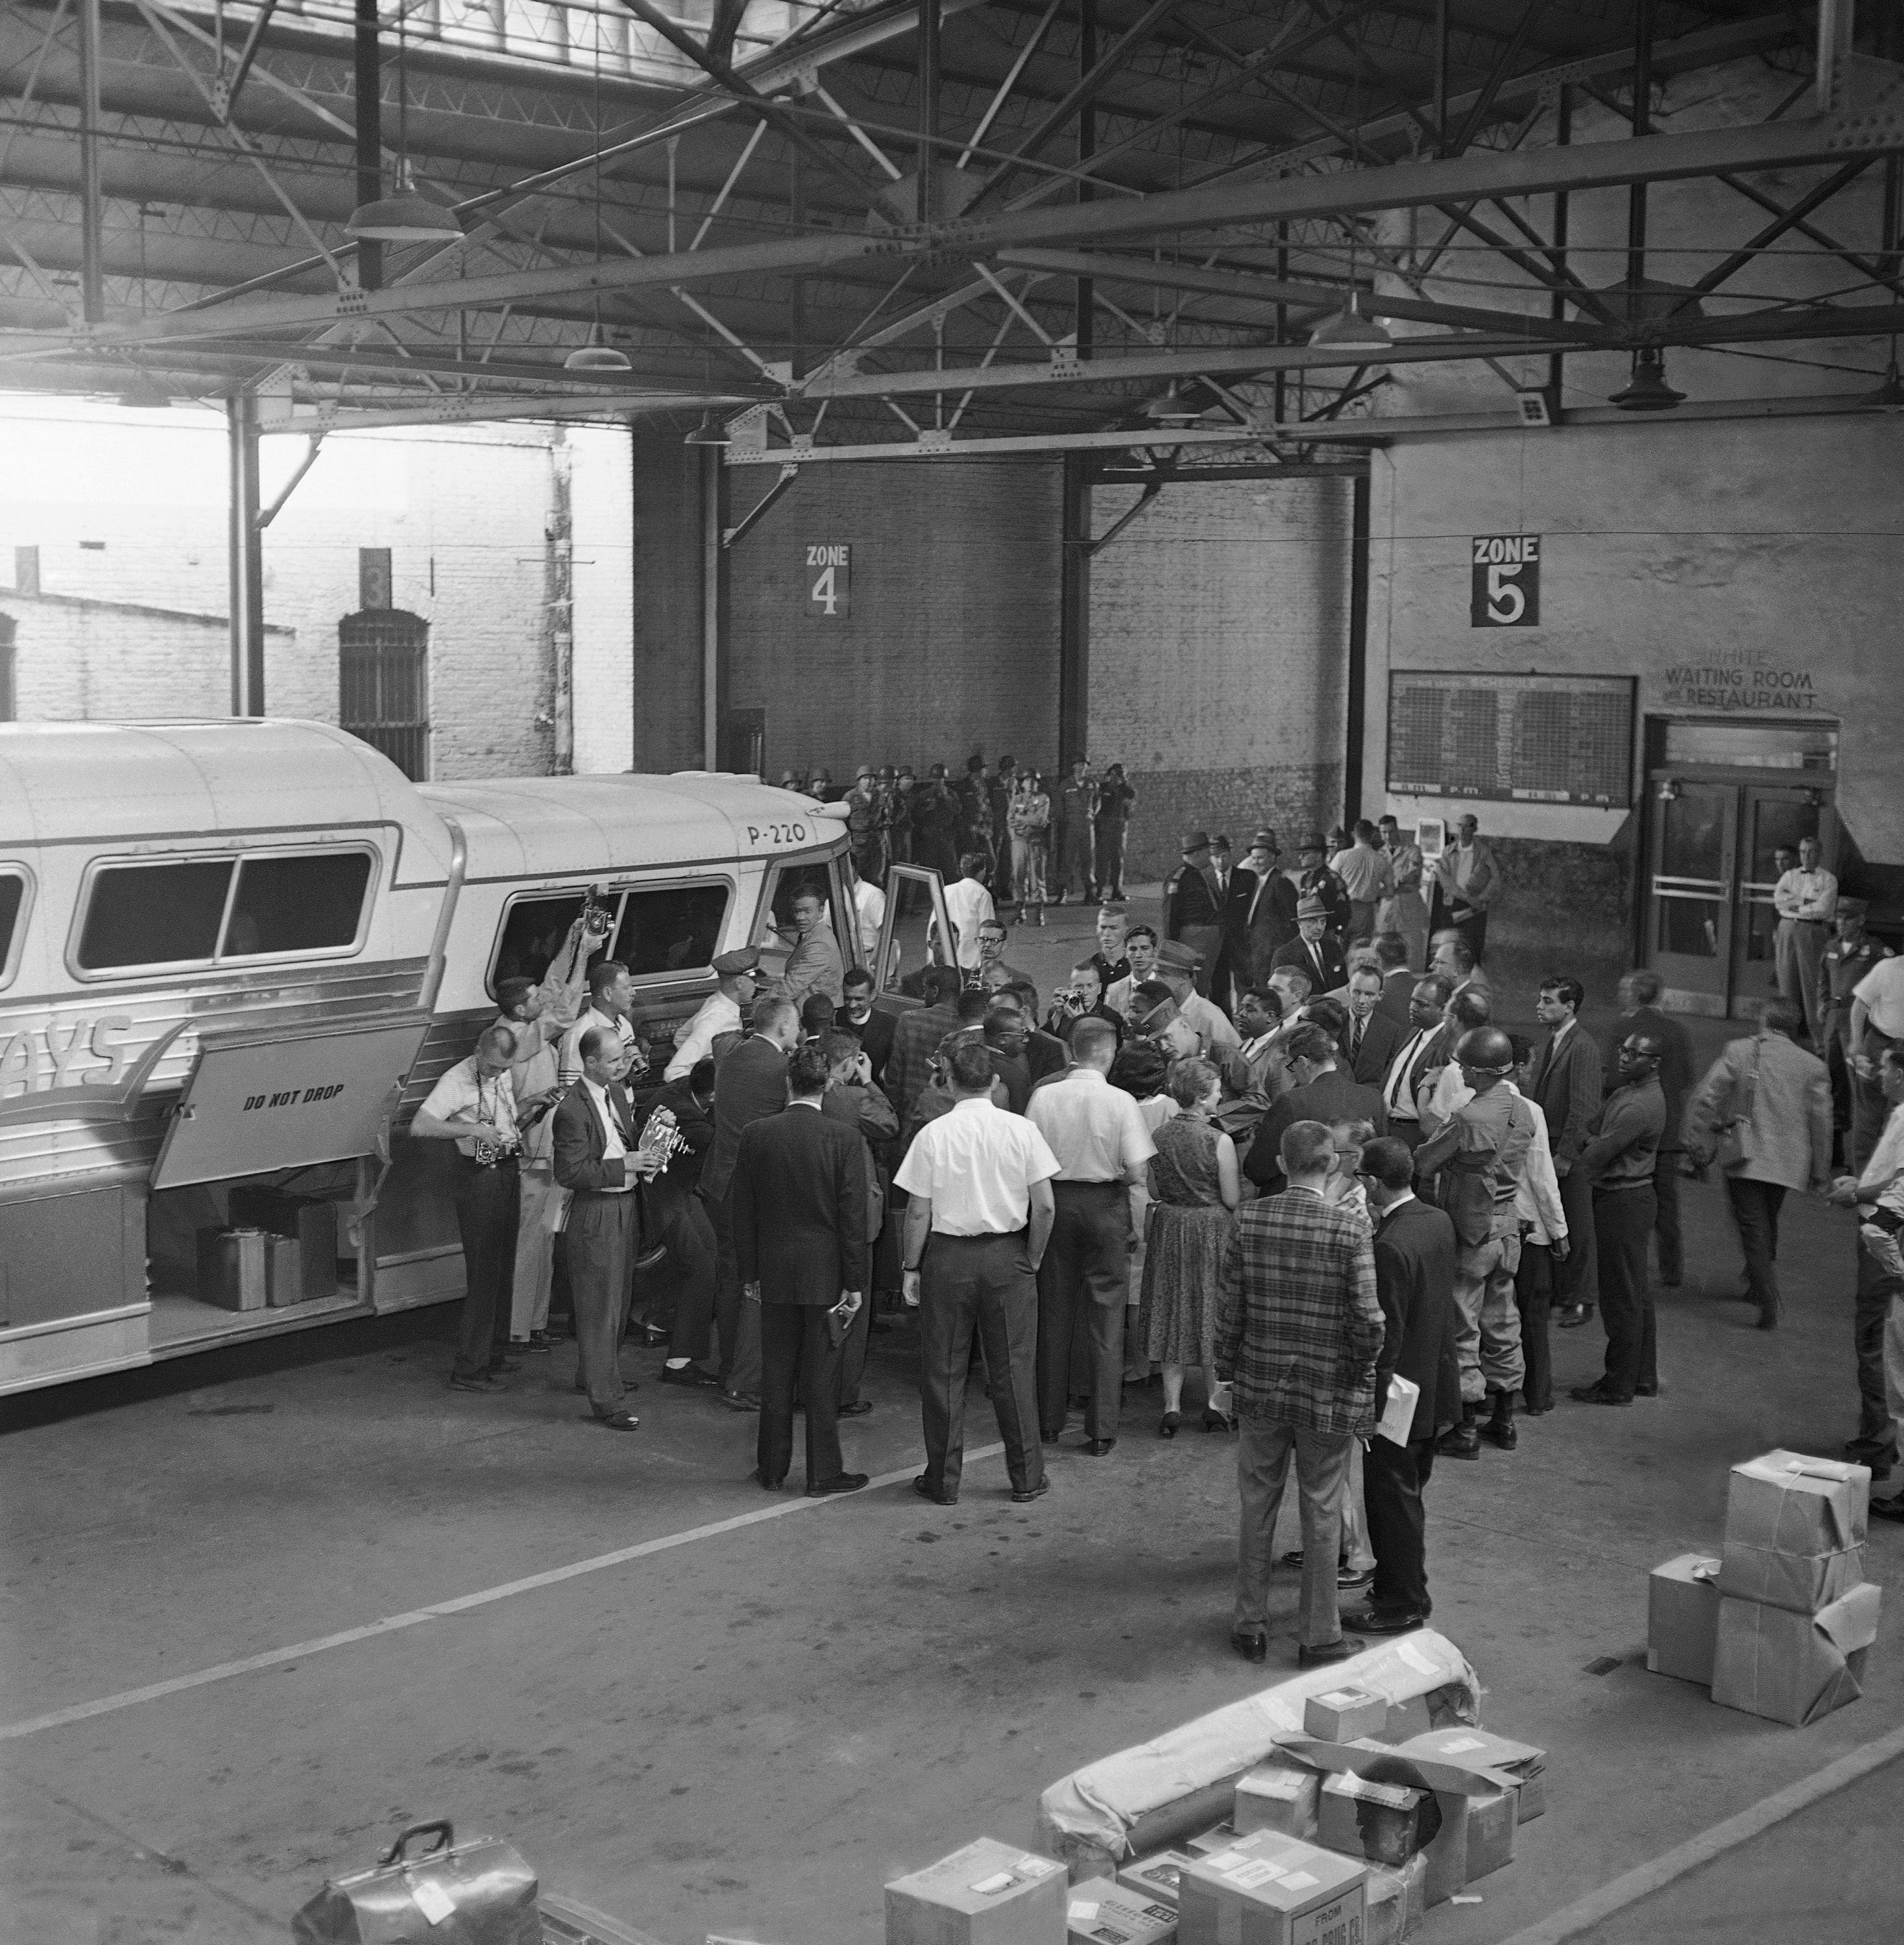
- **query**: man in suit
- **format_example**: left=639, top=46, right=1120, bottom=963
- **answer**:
left=836, top=967, right=896, bottom=1086
left=552, top=1025, right=666, bottom=1431
left=1372, top=932, right=1417, bottom=1026
left=1271, top=895, right=1348, bottom=1008
left=1378, top=975, right=1454, bottom=1150
left=1530, top=976, right=1605, bottom=1329
left=638, top=1058, right=723, bottom=1391
left=1429, top=813, right=1501, bottom=963
left=701, top=992, right=800, bottom=1412
left=1430, top=931, right=1491, bottom=1008
left=732, top=1041, right=871, bottom=1495
left=1164, top=830, right=1226, bottom=997
left=1244, top=1023, right=1388, bottom=1192
left=1238, top=829, right=1301, bottom=988
left=1343, top=1136, right=1459, bottom=1634
left=1342, top=964, right=1405, bottom=1087
left=885, top=963, right=964, bottom=1124
left=1601, top=969, right=1694, bottom=1286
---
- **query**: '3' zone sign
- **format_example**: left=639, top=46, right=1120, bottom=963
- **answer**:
left=1470, top=533, right=1541, bottom=627
left=806, top=542, right=851, bottom=618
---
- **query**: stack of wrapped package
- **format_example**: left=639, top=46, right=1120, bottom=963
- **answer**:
left=1648, top=1449, right=1883, bottom=1726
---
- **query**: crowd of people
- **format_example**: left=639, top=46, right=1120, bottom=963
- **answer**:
left=777, top=753, right=1140, bottom=915
left=409, top=800, right=1904, bottom=1661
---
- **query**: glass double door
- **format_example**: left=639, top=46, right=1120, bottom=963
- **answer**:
left=1647, top=775, right=1833, bottom=1017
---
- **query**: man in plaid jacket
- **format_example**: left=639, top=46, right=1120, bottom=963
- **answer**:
left=1217, top=1118, right=1384, bottom=1665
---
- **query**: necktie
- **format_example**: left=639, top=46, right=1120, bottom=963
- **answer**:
left=1351, top=1017, right=1363, bottom=1059
left=1386, top=1033, right=1423, bottom=1112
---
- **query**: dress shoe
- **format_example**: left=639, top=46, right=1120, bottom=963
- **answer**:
left=592, top=1410, right=638, bottom=1432
left=1523, top=1399, right=1556, bottom=1416
left=448, top=1373, right=500, bottom=1394
left=806, top=1473, right=869, bottom=1497
left=1011, top=1479, right=1051, bottom=1504
left=525, top=1331, right=553, bottom=1355
left=1340, top=1604, right=1426, bottom=1636
left=1159, top=1411, right=1182, bottom=1439
left=1298, top=1636, right=1365, bottom=1668
left=751, top=1468, right=784, bottom=1490
left=1085, top=1438, right=1117, bottom=1456
left=637, top=1320, right=670, bottom=1345
left=659, top=1362, right=721, bottom=1389
left=1556, top=1305, right=1592, bottom=1329
left=1436, top=1412, right=1480, bottom=1460
left=1202, top=1405, right=1235, bottom=1434
left=1041, top=1428, right=1066, bottom=1444
left=487, top=1357, right=522, bottom=1375
left=1231, top=1630, right=1269, bottom=1663
left=838, top=1399, right=874, bottom=1417
left=1633, top=1382, right=1659, bottom=1398
left=1569, top=1384, right=1632, bottom=1405
left=718, top=1389, right=760, bottom=1412
left=1845, top=1435, right=1897, bottom=1463
left=1868, top=1495, right=1904, bottom=1522
left=913, top=1474, right=958, bottom=1506
left=1337, top=1565, right=1375, bottom=1593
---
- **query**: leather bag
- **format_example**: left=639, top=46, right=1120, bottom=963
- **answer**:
left=292, top=1820, right=540, bottom=1945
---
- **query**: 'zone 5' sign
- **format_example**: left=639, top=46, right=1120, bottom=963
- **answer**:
left=1471, top=533, right=1540, bottom=626
left=806, top=542, right=851, bottom=618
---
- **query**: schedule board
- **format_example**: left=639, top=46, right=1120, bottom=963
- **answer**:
left=1386, top=671, right=1634, bottom=806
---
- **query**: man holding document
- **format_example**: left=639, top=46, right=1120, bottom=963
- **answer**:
left=1345, top=1136, right=1459, bottom=1636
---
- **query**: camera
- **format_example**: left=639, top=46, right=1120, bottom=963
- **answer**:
left=580, top=884, right=616, bottom=939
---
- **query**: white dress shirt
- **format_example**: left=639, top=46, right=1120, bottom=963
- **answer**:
left=1853, top=958, right=1904, bottom=1040
left=1177, top=991, right=1241, bottom=1052
left=1382, top=1026, right=1438, bottom=1124
left=419, top=1057, right=520, bottom=1159
left=1773, top=867, right=1838, bottom=923
left=936, top=878, right=998, bottom=970
left=894, top=1096, right=1060, bottom=1233
left=666, top=990, right=742, bottom=1081
left=852, top=879, right=887, bottom=969
left=579, top=1076, right=633, bottom=1190
left=559, top=1005, right=636, bottom=1087
left=1024, top=1067, right=1159, bottom=1183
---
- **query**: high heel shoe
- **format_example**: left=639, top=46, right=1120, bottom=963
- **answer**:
left=1202, top=1405, right=1233, bottom=1434
left=1159, top=1410, right=1181, bottom=1439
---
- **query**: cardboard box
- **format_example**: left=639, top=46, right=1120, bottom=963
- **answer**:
left=1397, top=1729, right=1547, bottom=1823
left=1646, top=1554, right=1723, bottom=1687
left=1720, top=1451, right=1869, bottom=1616
left=1303, top=1687, right=1390, bottom=1744
left=1183, top=1825, right=1241, bottom=1857
left=1177, top=1831, right=1366, bottom=1945
left=1316, top=1772, right=1430, bottom=1867
left=195, top=1227, right=269, bottom=1311
left=1066, top=1887, right=1177, bottom=1945
left=1709, top=1584, right=1883, bottom=1727
left=887, top=1839, right=1069, bottom=1945
left=1235, top=1761, right=1321, bottom=1841
left=1718, top=1536, right=1867, bottom=1615
left=1363, top=1856, right=1426, bottom=1945
left=1116, top=1855, right=1197, bottom=1911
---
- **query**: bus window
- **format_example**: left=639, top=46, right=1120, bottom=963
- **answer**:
left=0, top=870, right=23, bottom=984
left=224, top=852, right=372, bottom=956
left=78, top=859, right=234, bottom=971
left=611, top=884, right=729, bottom=978
left=492, top=893, right=587, bottom=989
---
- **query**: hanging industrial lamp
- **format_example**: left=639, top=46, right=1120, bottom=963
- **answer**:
left=683, top=410, right=731, bottom=447
left=1862, top=337, right=1904, bottom=413
left=559, top=20, right=631, bottom=374
left=564, top=325, right=631, bottom=373
left=1609, top=346, right=1685, bottom=411
left=1144, top=381, right=1203, bottom=424
left=345, top=3, right=461, bottom=246
left=1307, top=290, right=1392, bottom=353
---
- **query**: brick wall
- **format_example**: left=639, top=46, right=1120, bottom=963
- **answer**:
left=1089, top=476, right=1354, bottom=883
left=723, top=458, right=1063, bottom=780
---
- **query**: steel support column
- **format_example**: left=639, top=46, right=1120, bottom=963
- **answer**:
left=228, top=391, right=265, bottom=717
left=1076, top=0, right=1096, bottom=361
left=1548, top=84, right=1571, bottom=400
left=1628, top=0, right=1653, bottom=295
left=1059, top=452, right=1091, bottom=771
left=77, top=0, right=105, bottom=322
left=354, top=0, right=383, bottom=291
left=918, top=0, right=941, bottom=224
left=1344, top=472, right=1370, bottom=824
left=701, top=444, right=727, bottom=770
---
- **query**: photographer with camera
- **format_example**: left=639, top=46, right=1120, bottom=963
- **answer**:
left=559, top=956, right=638, bottom=1089
left=413, top=1021, right=527, bottom=1395
left=1044, top=960, right=1126, bottom=1049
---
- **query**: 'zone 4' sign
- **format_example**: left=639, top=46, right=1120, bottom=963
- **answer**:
left=1471, top=533, right=1540, bottom=627
left=806, top=542, right=851, bottom=618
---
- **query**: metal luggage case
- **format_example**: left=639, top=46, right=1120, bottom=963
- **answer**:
left=292, top=1820, right=539, bottom=1945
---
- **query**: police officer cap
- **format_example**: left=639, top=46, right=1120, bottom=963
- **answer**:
left=1155, top=938, right=1202, bottom=972
left=1181, top=828, right=1211, bottom=854
left=1455, top=1025, right=1515, bottom=1072
left=712, top=948, right=760, bottom=976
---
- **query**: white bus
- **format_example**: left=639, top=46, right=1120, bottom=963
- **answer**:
left=0, top=719, right=897, bottom=1396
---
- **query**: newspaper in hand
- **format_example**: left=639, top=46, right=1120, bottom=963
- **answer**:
left=1376, top=1373, right=1421, bottom=1446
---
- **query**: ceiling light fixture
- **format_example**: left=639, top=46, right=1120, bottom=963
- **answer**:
left=1608, top=345, right=1685, bottom=411
left=345, top=5, right=461, bottom=245
left=564, top=326, right=631, bottom=373
left=684, top=410, right=731, bottom=447
left=1863, top=336, right=1904, bottom=413
left=1307, top=290, right=1392, bottom=353
left=1144, top=382, right=1203, bottom=424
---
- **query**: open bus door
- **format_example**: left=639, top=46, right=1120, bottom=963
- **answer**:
left=873, top=864, right=955, bottom=1008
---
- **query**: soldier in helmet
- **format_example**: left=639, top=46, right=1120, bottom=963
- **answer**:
left=912, top=763, right=961, bottom=880
left=845, top=765, right=886, bottom=886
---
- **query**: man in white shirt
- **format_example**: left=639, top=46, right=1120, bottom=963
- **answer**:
left=1154, top=938, right=1242, bottom=1050
left=413, top=1022, right=525, bottom=1393
left=1379, top=976, right=1453, bottom=1150
left=1375, top=815, right=1428, bottom=970
left=559, top=959, right=638, bottom=1089
left=1026, top=1019, right=1158, bottom=1453
left=1774, top=834, right=1839, bottom=1046
left=1330, top=820, right=1395, bottom=946
left=897, top=1039, right=1061, bottom=1504
left=666, top=948, right=759, bottom=1081
left=1507, top=1035, right=1572, bottom=1415
left=934, top=851, right=998, bottom=972
left=1852, top=952, right=1904, bottom=1173
left=847, top=855, right=887, bottom=974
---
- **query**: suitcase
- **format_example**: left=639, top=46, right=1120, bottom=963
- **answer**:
left=264, top=1234, right=306, bottom=1307
left=196, top=1227, right=269, bottom=1311
left=292, top=1820, right=540, bottom=1945
left=227, top=1188, right=339, bottom=1300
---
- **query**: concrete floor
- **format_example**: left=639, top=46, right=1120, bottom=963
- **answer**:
left=3, top=903, right=1899, bottom=1945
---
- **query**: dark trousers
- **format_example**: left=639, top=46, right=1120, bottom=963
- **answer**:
left=1037, top=1180, right=1130, bottom=1440
left=650, top=1190, right=718, bottom=1366
left=1552, top=1166, right=1598, bottom=1311
left=1595, top=1185, right=1657, bottom=1400
left=758, top=1303, right=844, bottom=1486
left=839, top=1268, right=874, bottom=1407
left=1363, top=1433, right=1437, bottom=1619
left=452, top=1160, right=519, bottom=1380
left=920, top=1231, right=1043, bottom=1497
left=1654, top=1147, right=1684, bottom=1285
left=1514, top=1238, right=1554, bottom=1412
left=1430, top=888, right=1489, bottom=964
left=1726, top=1176, right=1787, bottom=1315
left=1855, top=1244, right=1902, bottom=1444
left=1094, top=822, right=1127, bottom=896
left=1178, top=924, right=1223, bottom=998
left=705, top=1189, right=763, bottom=1396
left=569, top=1190, right=638, bottom=1416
